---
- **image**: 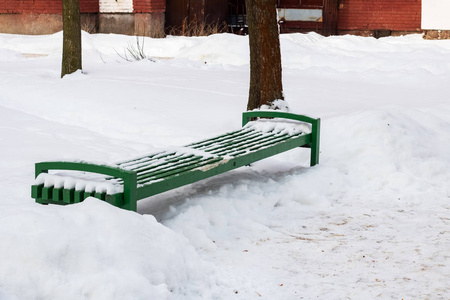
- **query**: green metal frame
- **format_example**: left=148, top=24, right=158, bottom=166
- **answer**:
left=242, top=111, right=320, bottom=166
left=33, top=161, right=137, bottom=211
left=32, top=111, right=320, bottom=212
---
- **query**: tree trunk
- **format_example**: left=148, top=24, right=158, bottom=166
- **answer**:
left=245, top=0, right=284, bottom=111
left=61, top=0, right=82, bottom=78
left=323, top=0, right=339, bottom=36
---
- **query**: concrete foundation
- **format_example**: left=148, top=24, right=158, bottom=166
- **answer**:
left=0, top=14, right=63, bottom=35
left=135, top=13, right=165, bottom=38
left=336, top=29, right=422, bottom=38
left=98, top=13, right=135, bottom=35
left=423, top=30, right=450, bottom=39
left=0, top=13, right=99, bottom=35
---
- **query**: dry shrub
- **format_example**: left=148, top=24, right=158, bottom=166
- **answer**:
left=168, top=18, right=227, bottom=36
left=81, top=15, right=97, bottom=33
left=116, top=36, right=150, bottom=62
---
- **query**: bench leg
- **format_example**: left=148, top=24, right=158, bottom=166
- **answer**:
left=310, top=142, right=319, bottom=166
left=310, top=118, right=321, bottom=166
left=121, top=173, right=138, bottom=211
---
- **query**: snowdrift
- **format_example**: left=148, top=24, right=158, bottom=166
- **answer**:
left=0, top=32, right=449, bottom=299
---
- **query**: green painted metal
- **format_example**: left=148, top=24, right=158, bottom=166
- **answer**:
left=33, top=161, right=136, bottom=210
left=135, top=133, right=311, bottom=200
left=32, top=111, right=320, bottom=212
left=242, top=111, right=321, bottom=166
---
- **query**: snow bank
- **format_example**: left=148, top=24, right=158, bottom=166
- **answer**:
left=0, top=199, right=216, bottom=300
left=0, top=31, right=449, bottom=299
left=161, top=106, right=450, bottom=299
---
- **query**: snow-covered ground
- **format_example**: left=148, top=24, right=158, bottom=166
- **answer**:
left=0, top=31, right=449, bottom=300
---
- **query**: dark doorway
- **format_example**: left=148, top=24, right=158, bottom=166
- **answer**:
left=227, top=0, right=247, bottom=34
left=166, top=0, right=229, bottom=34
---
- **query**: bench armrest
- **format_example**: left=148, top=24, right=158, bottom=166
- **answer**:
left=242, top=110, right=318, bottom=126
left=35, top=161, right=138, bottom=211
left=242, top=111, right=321, bottom=166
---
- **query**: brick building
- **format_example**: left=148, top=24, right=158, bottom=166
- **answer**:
left=0, top=0, right=166, bottom=37
left=175, top=0, right=433, bottom=38
left=338, top=0, right=422, bottom=36
left=0, top=0, right=448, bottom=38
left=277, top=0, right=422, bottom=36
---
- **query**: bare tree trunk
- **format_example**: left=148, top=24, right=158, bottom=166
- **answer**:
left=245, top=0, right=284, bottom=110
left=61, top=0, right=82, bottom=78
left=323, top=0, right=339, bottom=36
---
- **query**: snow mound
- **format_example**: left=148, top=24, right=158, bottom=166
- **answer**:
left=0, top=199, right=216, bottom=300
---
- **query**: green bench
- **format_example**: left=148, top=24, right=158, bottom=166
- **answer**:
left=31, top=111, right=320, bottom=211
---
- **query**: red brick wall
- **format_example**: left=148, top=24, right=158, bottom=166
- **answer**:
left=133, top=0, right=166, bottom=13
left=338, top=0, right=421, bottom=31
left=0, top=0, right=60, bottom=14
left=0, top=0, right=99, bottom=14
left=0, top=1, right=166, bottom=14
left=80, top=0, right=99, bottom=13
left=278, top=0, right=323, bottom=8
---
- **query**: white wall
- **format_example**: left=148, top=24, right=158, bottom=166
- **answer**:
left=100, top=0, right=133, bottom=13
left=422, top=0, right=450, bottom=30
left=277, top=9, right=322, bottom=22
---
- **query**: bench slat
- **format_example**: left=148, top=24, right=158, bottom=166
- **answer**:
left=118, top=152, right=178, bottom=170
left=130, top=153, right=196, bottom=173
left=208, top=132, right=288, bottom=156
left=137, top=157, right=223, bottom=186
left=197, top=131, right=261, bottom=153
left=188, top=129, right=252, bottom=149
left=136, top=155, right=206, bottom=181
left=63, top=188, right=75, bottom=203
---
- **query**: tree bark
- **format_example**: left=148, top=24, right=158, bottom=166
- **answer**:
left=323, top=0, right=339, bottom=36
left=61, top=0, right=82, bottom=78
left=245, top=0, right=284, bottom=110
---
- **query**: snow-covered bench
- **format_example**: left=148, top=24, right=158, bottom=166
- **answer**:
left=31, top=111, right=320, bottom=211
